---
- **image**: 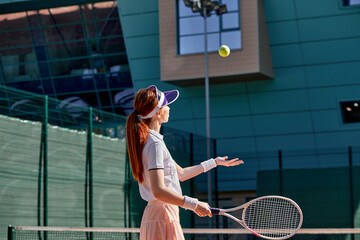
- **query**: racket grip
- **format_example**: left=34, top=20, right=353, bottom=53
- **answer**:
left=210, top=208, right=220, bottom=215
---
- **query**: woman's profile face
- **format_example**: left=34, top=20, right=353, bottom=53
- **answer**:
left=158, top=105, right=170, bottom=123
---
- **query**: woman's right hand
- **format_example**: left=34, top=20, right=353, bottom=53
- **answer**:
left=194, top=201, right=212, bottom=217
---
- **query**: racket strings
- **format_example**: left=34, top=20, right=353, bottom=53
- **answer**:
left=244, top=197, right=301, bottom=239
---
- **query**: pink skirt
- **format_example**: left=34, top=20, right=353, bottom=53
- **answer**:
left=140, top=200, right=185, bottom=240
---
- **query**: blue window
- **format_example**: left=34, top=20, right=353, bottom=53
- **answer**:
left=343, top=0, right=360, bottom=6
left=177, top=0, right=241, bottom=55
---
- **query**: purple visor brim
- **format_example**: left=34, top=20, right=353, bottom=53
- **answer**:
left=147, top=85, right=179, bottom=107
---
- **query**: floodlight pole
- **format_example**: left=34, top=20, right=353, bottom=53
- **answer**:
left=183, top=0, right=227, bottom=228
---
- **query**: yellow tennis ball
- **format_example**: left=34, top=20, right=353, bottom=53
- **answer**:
left=219, top=45, right=230, bottom=57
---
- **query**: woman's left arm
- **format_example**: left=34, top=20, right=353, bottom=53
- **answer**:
left=175, top=156, right=243, bottom=182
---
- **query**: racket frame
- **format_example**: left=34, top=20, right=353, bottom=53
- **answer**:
left=210, top=195, right=303, bottom=240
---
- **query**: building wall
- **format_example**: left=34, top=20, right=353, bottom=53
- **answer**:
left=117, top=0, right=360, bottom=190
left=159, top=0, right=274, bottom=85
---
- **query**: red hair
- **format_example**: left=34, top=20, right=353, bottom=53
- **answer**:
left=126, top=89, right=157, bottom=183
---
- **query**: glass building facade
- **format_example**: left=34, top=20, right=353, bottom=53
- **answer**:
left=0, top=0, right=133, bottom=116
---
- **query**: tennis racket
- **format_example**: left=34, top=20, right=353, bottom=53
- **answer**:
left=210, top=195, right=303, bottom=240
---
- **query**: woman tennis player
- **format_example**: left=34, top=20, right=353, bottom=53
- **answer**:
left=126, top=85, right=243, bottom=240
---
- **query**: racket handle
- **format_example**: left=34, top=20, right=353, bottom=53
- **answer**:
left=210, top=208, right=220, bottom=215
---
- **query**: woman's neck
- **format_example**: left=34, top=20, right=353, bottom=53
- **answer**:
left=148, top=121, right=161, bottom=133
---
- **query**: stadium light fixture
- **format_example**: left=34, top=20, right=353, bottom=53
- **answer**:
left=183, top=0, right=193, bottom=7
left=216, top=4, right=227, bottom=15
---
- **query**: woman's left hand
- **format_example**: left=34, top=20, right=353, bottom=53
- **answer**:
left=215, top=156, right=244, bottom=167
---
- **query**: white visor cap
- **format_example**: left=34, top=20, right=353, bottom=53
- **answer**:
left=140, top=85, right=179, bottom=119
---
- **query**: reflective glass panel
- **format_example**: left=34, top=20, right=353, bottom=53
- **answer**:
left=207, top=33, right=220, bottom=52
left=111, top=88, right=134, bottom=116
left=0, top=47, right=34, bottom=63
left=81, top=4, right=95, bottom=22
left=58, top=92, right=100, bottom=107
left=207, top=15, right=220, bottom=32
left=179, top=16, right=204, bottom=35
left=53, top=75, right=95, bottom=94
left=23, top=63, right=40, bottom=80
left=222, top=0, right=239, bottom=11
left=46, top=41, right=87, bottom=60
left=180, top=35, right=204, bottom=54
left=0, top=30, right=32, bottom=47
left=39, top=6, right=81, bottom=26
left=349, top=0, right=360, bottom=5
left=50, top=59, right=90, bottom=76
left=350, top=0, right=360, bottom=5
left=101, top=37, right=126, bottom=54
left=7, top=80, right=43, bottom=94
left=94, top=1, right=118, bottom=20
left=222, top=12, right=239, bottom=30
left=0, top=12, right=28, bottom=30
left=221, top=30, right=241, bottom=49
left=178, top=0, right=194, bottom=17
left=43, top=24, right=84, bottom=43
left=1, top=47, right=39, bottom=82
left=94, top=73, right=108, bottom=90
left=98, top=90, right=112, bottom=107
left=107, top=70, right=132, bottom=89
left=84, top=23, right=97, bottom=38
left=97, top=20, right=122, bottom=37
left=104, top=54, right=127, bottom=68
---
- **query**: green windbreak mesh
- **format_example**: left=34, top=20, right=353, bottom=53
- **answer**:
left=0, top=115, right=42, bottom=238
left=0, top=114, right=130, bottom=239
left=92, top=135, right=127, bottom=227
left=47, top=126, right=87, bottom=227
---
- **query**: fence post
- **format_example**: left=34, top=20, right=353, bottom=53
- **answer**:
left=125, top=147, right=133, bottom=240
left=349, top=146, right=354, bottom=231
left=278, top=150, right=283, bottom=196
left=125, top=148, right=132, bottom=228
left=37, top=128, right=43, bottom=230
left=7, top=225, right=14, bottom=240
left=89, top=108, right=94, bottom=231
left=43, top=95, right=48, bottom=240
left=213, top=139, right=219, bottom=229
left=189, top=133, right=194, bottom=229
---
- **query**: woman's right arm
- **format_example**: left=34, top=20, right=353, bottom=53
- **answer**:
left=175, top=156, right=243, bottom=182
left=149, top=168, right=212, bottom=217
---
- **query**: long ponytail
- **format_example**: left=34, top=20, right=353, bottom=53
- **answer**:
left=126, top=89, right=157, bottom=183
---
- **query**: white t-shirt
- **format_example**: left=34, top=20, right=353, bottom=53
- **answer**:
left=139, top=129, right=182, bottom=202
